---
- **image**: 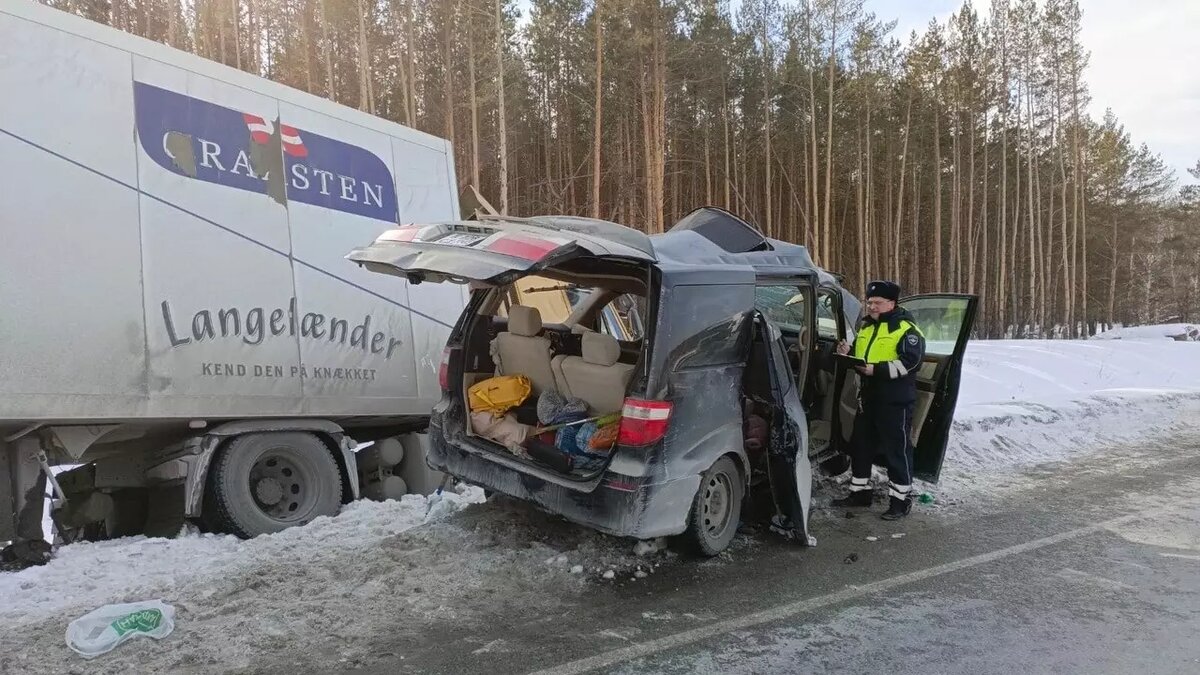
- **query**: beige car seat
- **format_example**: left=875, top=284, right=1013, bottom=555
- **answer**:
left=491, top=306, right=557, bottom=394
left=552, top=331, right=635, bottom=414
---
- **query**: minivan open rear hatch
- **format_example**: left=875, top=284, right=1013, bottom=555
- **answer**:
left=346, top=215, right=657, bottom=286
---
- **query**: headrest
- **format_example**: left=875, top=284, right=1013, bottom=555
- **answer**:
left=508, top=306, right=542, bottom=337
left=582, top=331, right=621, bottom=366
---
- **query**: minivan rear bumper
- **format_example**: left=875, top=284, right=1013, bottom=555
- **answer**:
left=426, top=420, right=699, bottom=540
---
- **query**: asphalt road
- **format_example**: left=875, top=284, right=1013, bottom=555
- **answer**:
left=356, top=433, right=1200, bottom=675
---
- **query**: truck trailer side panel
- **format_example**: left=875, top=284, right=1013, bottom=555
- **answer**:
left=0, top=2, right=466, bottom=425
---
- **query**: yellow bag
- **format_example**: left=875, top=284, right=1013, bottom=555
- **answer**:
left=468, top=375, right=532, bottom=415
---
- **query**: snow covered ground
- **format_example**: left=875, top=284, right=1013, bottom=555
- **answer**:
left=1092, top=322, right=1200, bottom=341
left=2, top=337, right=1199, bottom=672
left=940, top=339, right=1200, bottom=495
left=0, top=486, right=663, bottom=673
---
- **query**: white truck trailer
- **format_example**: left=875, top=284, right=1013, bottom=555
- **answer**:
left=0, top=2, right=465, bottom=561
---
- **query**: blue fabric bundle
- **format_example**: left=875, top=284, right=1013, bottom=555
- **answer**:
left=553, top=412, right=588, bottom=455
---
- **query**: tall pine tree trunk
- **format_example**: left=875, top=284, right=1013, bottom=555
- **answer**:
left=357, top=0, right=376, bottom=113
left=1071, top=69, right=1085, bottom=335
left=807, top=12, right=820, bottom=258
left=980, top=118, right=990, bottom=333
left=822, top=5, right=837, bottom=266
left=892, top=96, right=912, bottom=281
left=592, top=2, right=604, bottom=218
left=912, top=163, right=922, bottom=291
left=933, top=107, right=943, bottom=289
left=856, top=110, right=866, bottom=288
left=762, top=17, right=772, bottom=236
left=704, top=123, right=713, bottom=206
left=967, top=112, right=977, bottom=294
left=442, top=0, right=456, bottom=143
left=320, top=0, right=335, bottom=101
left=723, top=76, right=731, bottom=210
left=495, top=0, right=509, bottom=214
left=468, top=22, right=481, bottom=188
left=951, top=109, right=960, bottom=290
left=998, top=120, right=1008, bottom=336
left=231, top=0, right=242, bottom=71
left=403, top=0, right=418, bottom=124
left=1026, top=86, right=1036, bottom=334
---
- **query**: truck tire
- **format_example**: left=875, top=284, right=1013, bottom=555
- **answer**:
left=203, top=432, right=343, bottom=538
left=681, top=456, right=744, bottom=557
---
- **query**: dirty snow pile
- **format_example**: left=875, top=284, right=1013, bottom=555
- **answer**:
left=0, top=486, right=662, bottom=674
left=939, top=338, right=1200, bottom=492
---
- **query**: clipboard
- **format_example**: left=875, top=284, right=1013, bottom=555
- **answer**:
left=835, top=353, right=867, bottom=369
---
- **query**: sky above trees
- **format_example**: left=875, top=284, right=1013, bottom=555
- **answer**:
left=873, top=0, right=1196, bottom=184
left=524, top=0, right=1194, bottom=182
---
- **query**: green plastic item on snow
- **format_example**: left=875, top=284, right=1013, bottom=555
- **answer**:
left=918, top=492, right=935, bottom=504
left=66, top=600, right=176, bottom=659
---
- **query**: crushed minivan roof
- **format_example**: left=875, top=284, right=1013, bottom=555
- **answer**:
left=347, top=206, right=838, bottom=287
left=651, top=208, right=835, bottom=284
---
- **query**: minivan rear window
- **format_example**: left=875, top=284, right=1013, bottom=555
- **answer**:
left=492, top=275, right=593, bottom=325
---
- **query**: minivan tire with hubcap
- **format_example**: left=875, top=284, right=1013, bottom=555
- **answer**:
left=203, top=432, right=343, bottom=538
left=682, top=456, right=744, bottom=556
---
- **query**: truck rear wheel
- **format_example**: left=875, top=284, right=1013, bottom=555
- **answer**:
left=203, top=432, right=343, bottom=538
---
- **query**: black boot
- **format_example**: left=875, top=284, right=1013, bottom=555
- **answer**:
left=880, top=496, right=913, bottom=520
left=831, top=490, right=873, bottom=508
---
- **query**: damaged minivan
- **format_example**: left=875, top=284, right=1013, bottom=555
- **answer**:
left=349, top=207, right=976, bottom=555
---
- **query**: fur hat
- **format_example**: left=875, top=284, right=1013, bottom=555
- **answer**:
left=865, top=280, right=901, bottom=302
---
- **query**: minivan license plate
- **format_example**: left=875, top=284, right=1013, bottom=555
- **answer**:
left=437, top=232, right=486, bottom=247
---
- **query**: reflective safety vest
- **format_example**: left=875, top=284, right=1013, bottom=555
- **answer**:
left=854, top=319, right=924, bottom=364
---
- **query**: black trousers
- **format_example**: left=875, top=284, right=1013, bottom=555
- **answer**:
left=847, top=399, right=915, bottom=501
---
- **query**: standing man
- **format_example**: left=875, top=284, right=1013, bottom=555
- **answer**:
left=832, top=280, right=926, bottom=520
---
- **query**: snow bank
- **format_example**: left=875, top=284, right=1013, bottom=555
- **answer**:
left=3, top=487, right=484, bottom=625
left=1092, top=323, right=1200, bottom=341
left=938, top=339, right=1200, bottom=493
left=957, top=340, right=1200, bottom=408
left=0, top=486, right=661, bottom=674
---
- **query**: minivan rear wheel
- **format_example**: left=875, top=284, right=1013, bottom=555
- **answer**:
left=682, top=456, right=744, bottom=556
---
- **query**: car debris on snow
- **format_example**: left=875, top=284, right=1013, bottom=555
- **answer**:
left=633, top=538, right=668, bottom=557
left=1, top=487, right=673, bottom=673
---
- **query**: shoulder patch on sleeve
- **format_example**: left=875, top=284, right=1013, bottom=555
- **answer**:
left=906, top=334, right=919, bottom=345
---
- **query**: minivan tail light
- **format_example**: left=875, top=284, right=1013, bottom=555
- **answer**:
left=618, top=398, right=673, bottom=447
left=438, top=347, right=453, bottom=391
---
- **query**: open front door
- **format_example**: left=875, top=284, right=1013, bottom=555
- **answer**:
left=902, top=293, right=979, bottom=482
left=811, top=284, right=857, bottom=465
left=752, top=312, right=814, bottom=545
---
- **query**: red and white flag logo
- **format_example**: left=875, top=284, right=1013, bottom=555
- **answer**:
left=243, top=113, right=308, bottom=158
